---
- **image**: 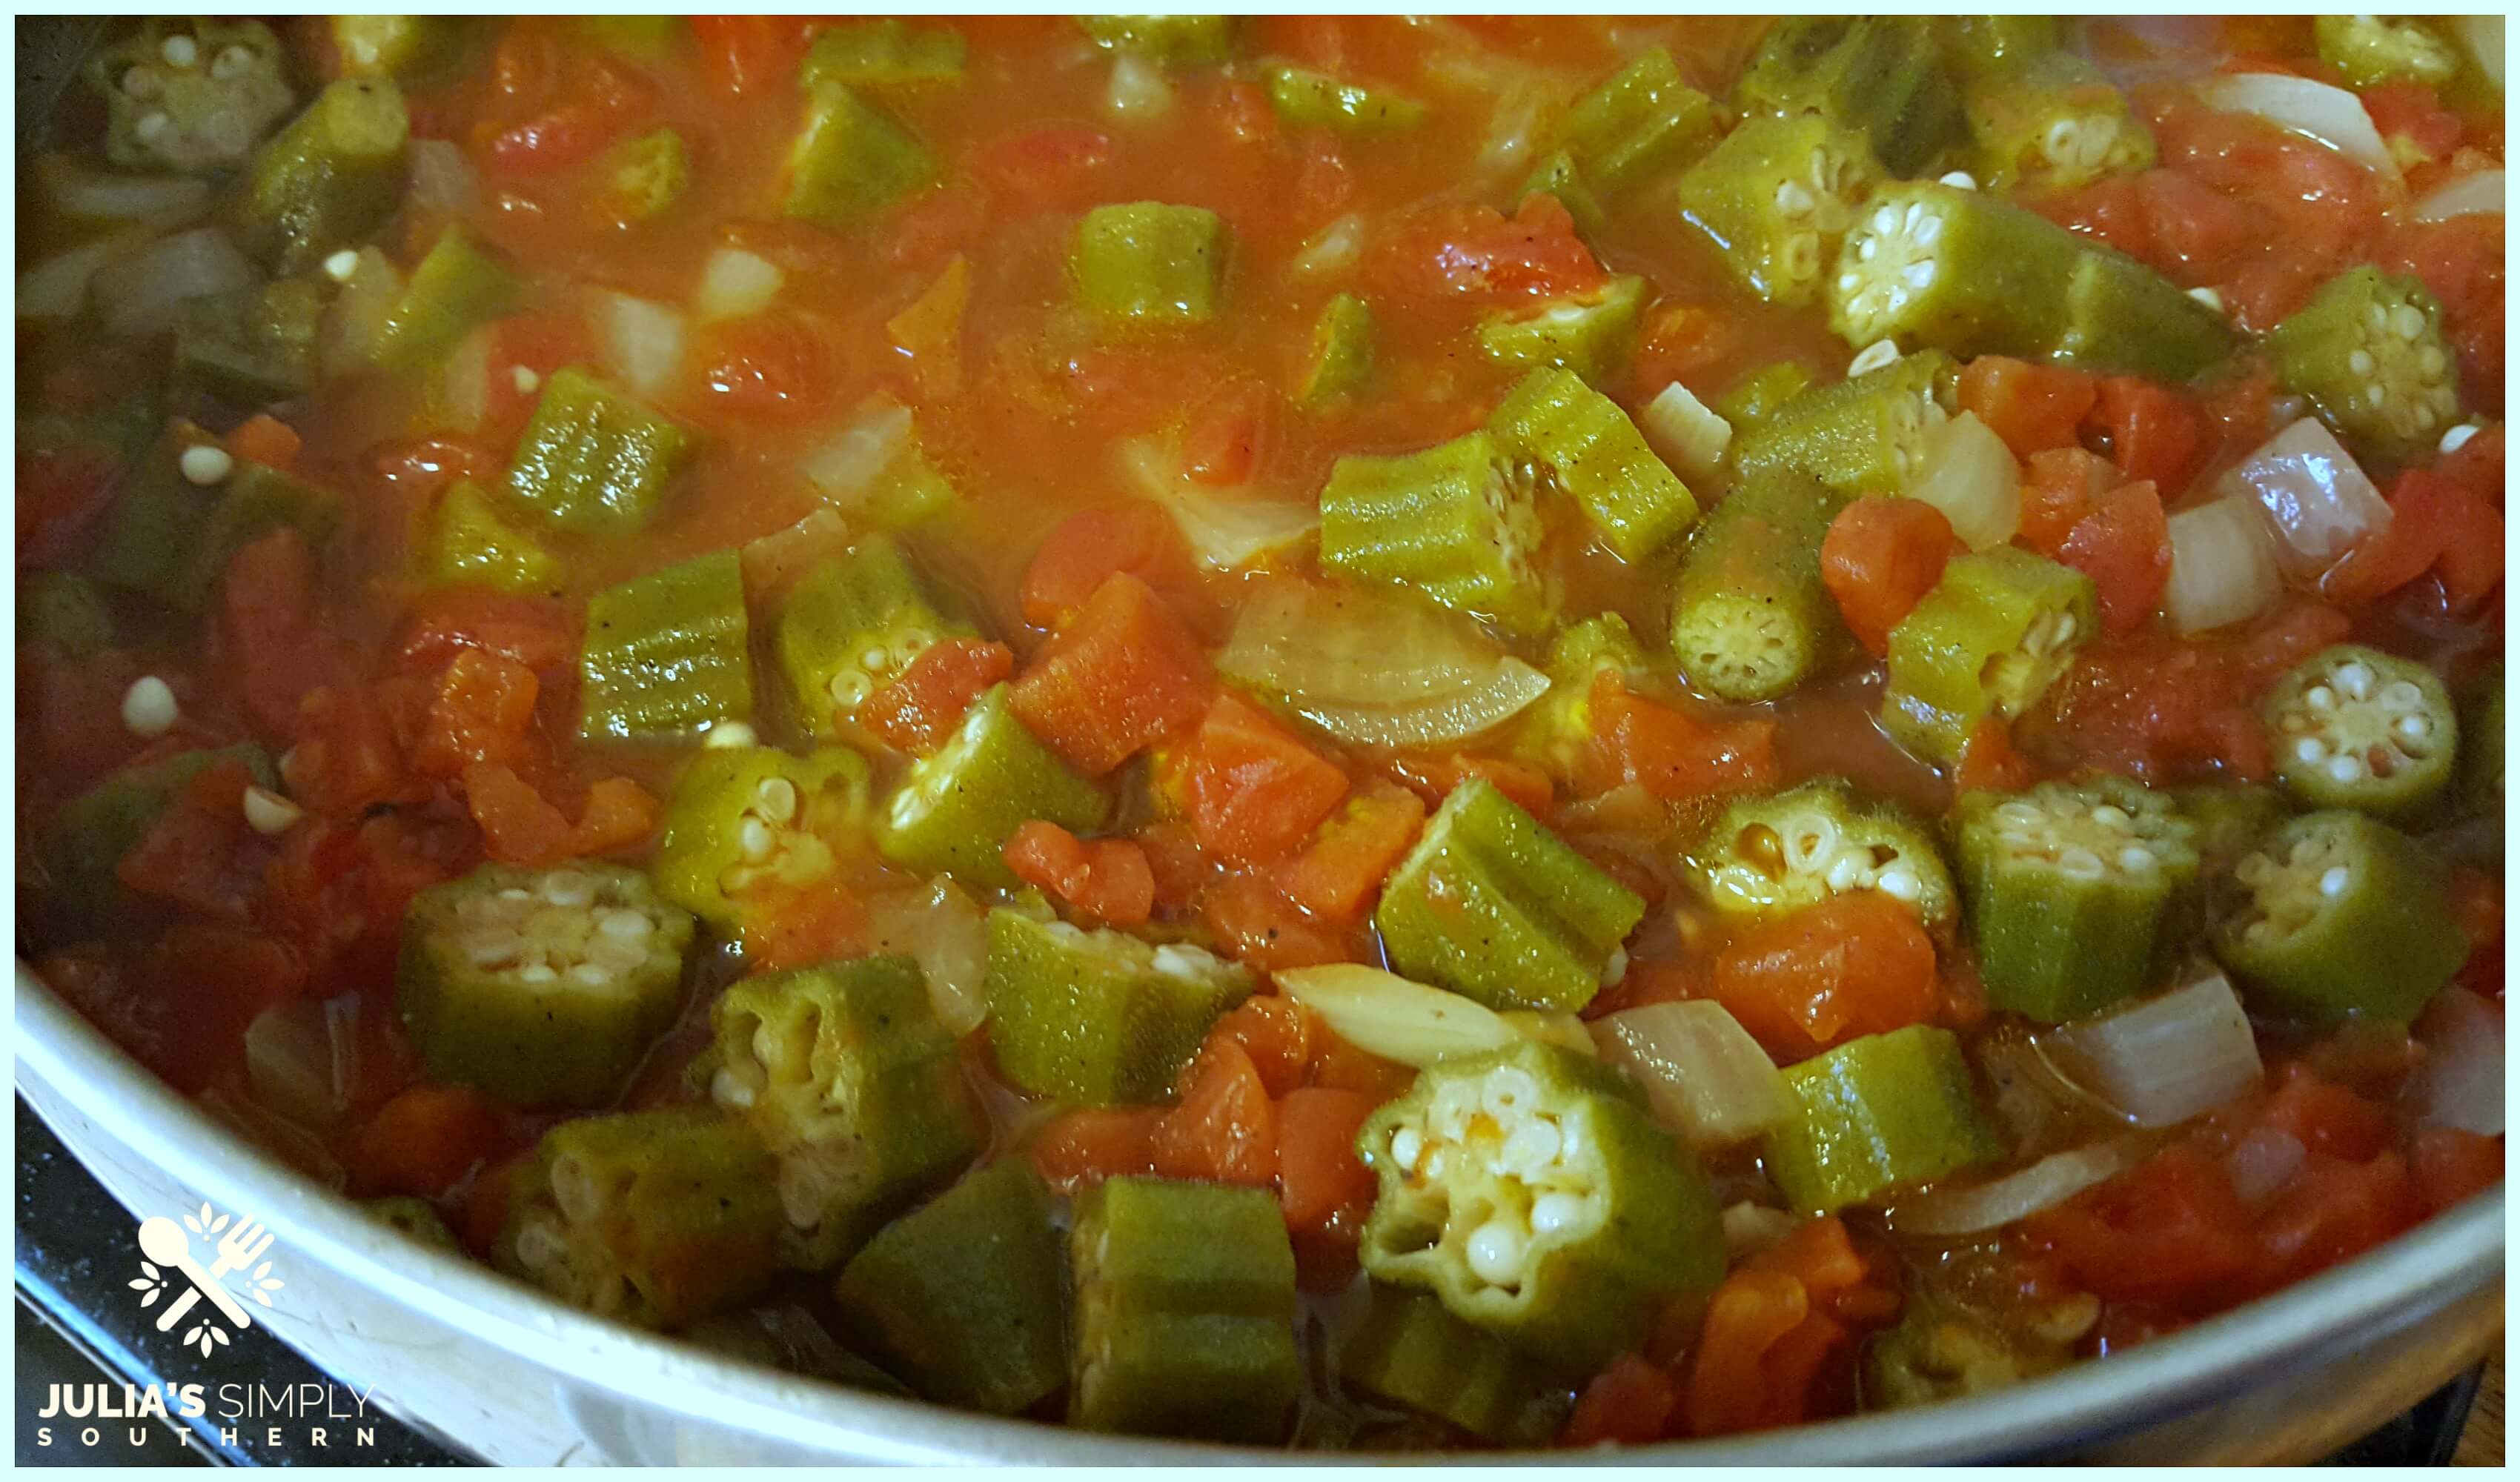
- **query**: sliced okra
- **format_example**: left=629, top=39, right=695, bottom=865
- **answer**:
left=1518, top=149, right=1605, bottom=237
left=2261, top=266, right=2464, bottom=462
left=331, top=16, right=478, bottom=83
left=1880, top=548, right=2095, bottom=766
left=1318, top=431, right=1554, bottom=637
left=651, top=745, right=872, bottom=934
left=2175, top=783, right=2295, bottom=876
left=417, top=479, right=563, bottom=594
left=2314, top=15, right=2461, bottom=90
left=1336, top=1284, right=1572, bottom=1445
left=369, top=227, right=523, bottom=372
left=1955, top=776, right=2201, bottom=1023
left=1936, top=16, right=2063, bottom=77
left=1735, top=18, right=1966, bottom=177
left=984, top=906, right=1251, bottom=1105
left=2213, top=810, right=2466, bottom=1022
left=1764, top=1024, right=1998, bottom=1215
left=1731, top=349, right=1953, bottom=497
left=87, top=19, right=295, bottom=174
left=708, top=954, right=984, bottom=1269
left=597, top=127, right=690, bottom=225
left=1375, top=778, right=1645, bottom=1014
left=1964, top=52, right=2155, bottom=193
left=362, top=1194, right=462, bottom=1252
left=42, top=743, right=276, bottom=935
left=1677, top=112, right=1884, bottom=309
left=1076, top=16, right=1240, bottom=64
left=236, top=77, right=411, bottom=274
left=801, top=19, right=967, bottom=89
left=1299, top=293, right=1375, bottom=406
left=1668, top=469, right=1844, bottom=703
left=397, top=863, right=697, bottom=1109
left=1828, top=181, right=2075, bottom=359
left=505, top=366, right=698, bottom=536
left=580, top=550, right=755, bottom=742
left=1476, top=274, right=1646, bottom=386
left=1551, top=47, right=1717, bottom=196
left=1072, top=202, right=1228, bottom=329
left=877, top=685, right=1108, bottom=888
left=1356, top=1041, right=1724, bottom=1372
left=783, top=82, right=935, bottom=228
left=175, top=278, right=322, bottom=405
left=2052, top=247, right=2238, bottom=383
left=1715, top=360, right=1818, bottom=430
left=773, top=535, right=961, bottom=740
left=1265, top=65, right=1427, bottom=136
left=1688, top=777, right=1957, bottom=928
left=1513, top=613, right=1658, bottom=776
left=1070, top=1177, right=1301, bottom=1441
left=496, top=1108, right=784, bottom=1329
left=2262, top=644, right=2458, bottom=820
left=19, top=571, right=116, bottom=657
left=1488, top=365, right=1698, bottom=562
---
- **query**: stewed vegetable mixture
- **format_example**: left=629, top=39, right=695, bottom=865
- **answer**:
left=19, top=14, right=2508, bottom=1449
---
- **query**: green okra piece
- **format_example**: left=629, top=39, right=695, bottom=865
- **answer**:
left=708, top=955, right=984, bottom=1269
left=576, top=16, right=686, bottom=60
left=1669, top=470, right=1844, bottom=703
left=165, top=459, right=342, bottom=614
left=1299, top=293, right=1375, bottom=406
left=1512, top=613, right=1658, bottom=774
left=332, top=16, right=480, bottom=82
left=1955, top=775, right=2202, bottom=1023
left=497, top=1109, right=784, bottom=1329
left=774, top=535, right=962, bottom=739
left=397, top=863, right=698, bottom=1109
left=87, top=421, right=222, bottom=597
left=1732, top=349, right=1953, bottom=496
left=878, top=685, right=1108, bottom=887
left=1336, top=1284, right=1572, bottom=1445
left=236, top=77, right=411, bottom=275
left=783, top=82, right=935, bottom=228
left=1519, top=149, right=1605, bottom=237
left=1318, top=431, right=1553, bottom=636
left=175, top=278, right=322, bottom=405
left=598, top=128, right=690, bottom=225
left=1552, top=47, right=1717, bottom=197
left=1717, top=361, right=1819, bottom=428
left=2262, top=643, right=2459, bottom=820
left=1864, top=1295, right=2072, bottom=1409
left=652, top=745, right=872, bottom=934
left=1265, top=64, right=1427, bottom=136
left=1357, top=1040, right=1723, bottom=1372
left=984, top=907, right=1251, bottom=1105
left=19, top=571, right=117, bottom=657
left=1072, top=202, right=1228, bottom=329
left=1375, top=778, right=1645, bottom=1014
left=87, top=19, right=295, bottom=174
left=1880, top=547, right=2095, bottom=766
left=1936, top=16, right=2063, bottom=76
left=2261, top=266, right=2464, bottom=462
left=833, top=1160, right=1070, bottom=1415
left=2175, top=783, right=2295, bottom=876
left=2214, top=809, right=2466, bottom=1022
left=1077, top=15, right=1239, bottom=64
left=2051, top=247, right=2237, bottom=384
left=2462, top=662, right=2501, bottom=818
left=1070, top=1177, right=1300, bottom=1441
left=1488, top=364, right=1697, bottom=562
left=1688, top=777, right=1957, bottom=928
left=1678, top=112, right=1885, bottom=309
left=2315, top=14, right=2461, bottom=90
left=42, top=743, right=277, bottom=934
left=506, top=366, right=698, bottom=536
left=580, top=551, right=755, bottom=742
left=803, top=20, right=966, bottom=89
left=370, top=227, right=524, bottom=372
left=362, top=1194, right=463, bottom=1252
left=1736, top=17, right=1966, bottom=177
left=1476, top=273, right=1646, bottom=386
left=417, top=479, right=563, bottom=594
left=1765, top=1024, right=1998, bottom=1215
left=1965, top=51, right=2154, bottom=193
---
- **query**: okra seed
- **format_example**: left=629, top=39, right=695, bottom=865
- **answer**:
left=2367, top=302, right=2390, bottom=330
left=568, top=963, right=612, bottom=987
left=1847, top=339, right=1900, bottom=376
left=160, top=34, right=198, bottom=67
left=518, top=963, right=558, bottom=984
left=241, top=785, right=302, bottom=836
left=2186, top=286, right=2224, bottom=312
left=2333, top=662, right=2373, bottom=700
left=2441, top=424, right=2479, bottom=454
left=1937, top=171, right=1977, bottom=190
left=1483, top=1068, right=1536, bottom=1117
left=755, top=777, right=800, bottom=824
left=121, top=676, right=179, bottom=737
left=2089, top=805, right=2130, bottom=828
left=1774, top=179, right=1813, bottom=213
left=2379, top=680, right=2422, bottom=709
left=739, top=818, right=775, bottom=860
left=322, top=249, right=360, bottom=282
left=597, top=908, right=653, bottom=940
left=1388, top=1126, right=1423, bottom=1172
left=1872, top=206, right=1898, bottom=234
left=1503, top=1120, right=1561, bottom=1172
left=541, top=871, right=595, bottom=907
left=2118, top=845, right=2157, bottom=873
left=1530, top=1192, right=1587, bottom=1237
left=2396, top=714, right=2432, bottom=741
left=710, top=1066, right=757, bottom=1110
left=179, top=444, right=234, bottom=485
left=466, top=932, right=521, bottom=967
left=1464, top=1219, right=1525, bottom=1286
left=512, top=365, right=541, bottom=396
left=1825, top=854, right=1864, bottom=892
left=210, top=45, right=256, bottom=80
left=2058, top=846, right=2103, bottom=880
left=1857, top=238, right=1879, bottom=263
left=2390, top=304, right=2427, bottom=342
left=1903, top=262, right=1935, bottom=290
left=2419, top=346, right=2447, bottom=378
left=704, top=720, right=757, bottom=749
left=2304, top=685, right=2337, bottom=711
left=2349, top=350, right=2376, bottom=376
left=2318, top=865, right=2351, bottom=898
left=1914, top=216, right=1943, bottom=247
left=2324, top=754, right=2364, bottom=783
left=134, top=111, right=171, bottom=143
left=1837, top=272, right=1860, bottom=293
left=498, top=887, right=534, bottom=902
left=1875, top=868, right=1922, bottom=903
left=2295, top=736, right=2330, bottom=764
left=123, top=67, right=160, bottom=99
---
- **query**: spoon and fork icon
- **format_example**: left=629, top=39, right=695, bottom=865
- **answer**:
left=137, top=1214, right=271, bottom=1332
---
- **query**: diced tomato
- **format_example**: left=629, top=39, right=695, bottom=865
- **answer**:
left=461, top=760, right=576, bottom=865
left=692, top=310, right=843, bottom=426
left=2058, top=479, right=2171, bottom=637
left=21, top=645, right=150, bottom=785
left=224, top=413, right=303, bottom=472
left=2325, top=465, right=2501, bottom=612
left=350, top=1084, right=514, bottom=1200
left=484, top=54, right=658, bottom=176
left=1381, top=751, right=1556, bottom=817
left=569, top=776, right=661, bottom=856
left=1150, top=1039, right=1278, bottom=1188
left=1632, top=301, right=1740, bottom=391
left=1003, top=820, right=1156, bottom=928
left=1957, top=356, right=2098, bottom=459
left=1565, top=1353, right=1682, bottom=1447
left=1278, top=782, right=1425, bottom=920
left=2360, top=82, right=2463, bottom=167
left=415, top=650, right=541, bottom=779
left=395, top=588, right=577, bottom=677
left=1200, top=872, right=1355, bottom=974
left=1019, top=502, right=1202, bottom=631
left=1134, top=818, right=1218, bottom=917
left=981, top=124, right=1115, bottom=211
left=42, top=928, right=308, bottom=1096
left=1379, top=193, right=1608, bottom=305
left=1710, top=893, right=1941, bottom=1062
left=1208, top=996, right=1313, bottom=1097
left=116, top=759, right=277, bottom=923
left=1953, top=716, right=2040, bottom=794
left=1030, top=1106, right=1164, bottom=1192
left=2378, top=217, right=2503, bottom=408
left=216, top=528, right=357, bottom=741
left=1682, top=1217, right=1890, bottom=1438
left=1820, top=496, right=1960, bottom=655
left=740, top=882, right=870, bottom=974
left=2083, top=377, right=2206, bottom=495
left=2410, top=1127, right=2503, bottom=1214
left=287, top=684, right=425, bottom=818
left=2017, top=445, right=2121, bottom=557
left=1582, top=672, right=1780, bottom=802
left=2253, top=1151, right=2421, bottom=1289
left=1010, top=574, right=1213, bottom=776
left=1181, top=379, right=1276, bottom=487
left=18, top=445, right=122, bottom=569
left=2027, top=1145, right=2255, bottom=1305
left=862, top=638, right=1014, bottom=754
left=482, top=314, right=596, bottom=437
left=1174, top=692, right=1350, bottom=865
left=2255, top=1063, right=2393, bottom=1163
left=1275, top=1086, right=1377, bottom=1226
left=689, top=15, right=822, bottom=96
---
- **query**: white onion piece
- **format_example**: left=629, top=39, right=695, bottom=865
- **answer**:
left=2415, top=169, right=2505, bottom=225
left=865, top=877, right=989, bottom=1035
left=1590, top=1000, right=1794, bottom=1149
left=1639, top=380, right=1733, bottom=485
left=2453, top=16, right=2504, bottom=91
left=406, top=139, right=477, bottom=216
left=1119, top=436, right=1319, bottom=568
left=319, top=246, right=404, bottom=374
left=2163, top=498, right=2285, bottom=636
left=694, top=245, right=785, bottom=322
left=1102, top=53, right=1175, bottom=122
left=2227, top=1126, right=2306, bottom=1205
left=91, top=226, right=258, bottom=337
left=43, top=162, right=212, bottom=223
left=1289, top=213, right=1365, bottom=282
left=2415, top=986, right=2504, bottom=1137
left=1220, top=579, right=1549, bottom=746
left=802, top=398, right=915, bottom=499
left=2216, top=416, right=2390, bottom=578
left=594, top=290, right=686, bottom=401
left=1911, top=410, right=2021, bottom=551
left=1296, top=660, right=1551, bottom=748
left=435, top=325, right=493, bottom=433
left=1721, top=1200, right=1800, bottom=1260
left=2046, top=973, right=2264, bottom=1129
left=740, top=507, right=853, bottom=597
left=244, top=998, right=349, bottom=1128
left=16, top=228, right=154, bottom=321
left=2196, top=73, right=2399, bottom=181
left=1890, top=1138, right=2146, bottom=1236
left=1277, top=963, right=1516, bottom=1068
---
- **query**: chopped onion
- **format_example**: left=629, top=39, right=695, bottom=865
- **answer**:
left=694, top=245, right=785, bottom=322
left=1119, top=436, right=1319, bottom=568
left=802, top=397, right=915, bottom=499
left=1639, top=380, right=1732, bottom=485
left=1497, top=1010, right=1599, bottom=1058
left=2453, top=16, right=2504, bottom=91
left=434, top=325, right=493, bottom=433
left=1289, top=213, right=1366, bottom=282
left=1102, top=53, right=1175, bottom=122
left=1890, top=1138, right=2146, bottom=1236
left=39, top=156, right=213, bottom=223
left=866, top=878, right=990, bottom=1035
left=594, top=289, right=687, bottom=400
left=2216, top=416, right=2389, bottom=578
left=1219, top=579, right=1550, bottom=748
left=406, top=139, right=477, bottom=217
left=2045, top=973, right=2264, bottom=1129
left=2227, top=1126, right=2306, bottom=1205
left=740, top=507, right=854, bottom=598
left=2415, top=169, right=2504, bottom=224
left=90, top=225, right=259, bottom=338
left=2196, top=73, right=2398, bottom=181
left=16, top=227, right=155, bottom=321
left=1911, top=410, right=2020, bottom=551
left=319, top=246, right=404, bottom=374
left=2414, top=986, right=2503, bottom=1137
left=244, top=997, right=351, bottom=1128
left=1276, top=963, right=1517, bottom=1068
left=1721, top=1200, right=1801, bottom=1260
left=1590, top=1000, right=1794, bottom=1149
left=2162, top=497, right=2284, bottom=636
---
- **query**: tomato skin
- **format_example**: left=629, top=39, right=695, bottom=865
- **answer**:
left=117, top=759, right=278, bottom=923
left=1002, top=820, right=1156, bottom=928
left=1582, top=673, right=1780, bottom=802
left=350, top=1084, right=515, bottom=1200
left=1150, top=1039, right=1278, bottom=1188
left=1211, top=997, right=1313, bottom=1097
left=862, top=638, right=1014, bottom=754
left=1954, top=717, right=2040, bottom=794
left=484, top=55, right=658, bottom=177
left=982, top=124, right=1115, bottom=210
left=691, top=310, right=843, bottom=426
left=1378, top=193, right=1608, bottom=305
left=1277, top=782, right=1426, bottom=921
left=1632, top=301, right=1741, bottom=392
left=394, top=588, right=577, bottom=677
left=1020, top=502, right=1201, bottom=631
left=2324, top=466, right=2501, bottom=612
left=216, top=528, right=357, bottom=742
left=1957, top=356, right=2098, bottom=459
left=1010, top=574, right=1214, bottom=777
left=2083, top=377, right=2205, bottom=495
left=2027, top=1144, right=2255, bottom=1306
left=690, top=16, right=822, bottom=96
left=1200, top=872, right=1354, bottom=974
left=1181, top=380, right=1276, bottom=487
left=1709, top=893, right=1941, bottom=1062
left=1175, top=693, right=1351, bottom=867
left=2360, top=82, right=2462, bottom=166
left=1030, top=1106, right=1163, bottom=1193
left=2057, top=480, right=2171, bottom=637
left=1820, top=496, right=1960, bottom=656
left=1273, top=1086, right=1373, bottom=1222
left=414, top=649, right=541, bottom=780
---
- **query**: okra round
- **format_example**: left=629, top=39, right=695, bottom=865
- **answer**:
left=1963, top=52, right=2154, bottom=193
left=1488, top=365, right=1698, bottom=563
left=774, top=534, right=961, bottom=740
left=983, top=906, right=1251, bottom=1106
left=1669, top=471, right=1843, bottom=703
left=1678, top=112, right=1884, bottom=310
left=877, top=684, right=1108, bottom=888
left=2261, top=266, right=2463, bottom=461
left=1318, top=431, right=1555, bottom=637
left=783, top=82, right=935, bottom=228
left=1763, top=1023, right=1997, bottom=1215
left=1072, top=202, right=1228, bottom=329
left=1881, top=548, right=2095, bottom=767
left=1336, top=1284, right=1573, bottom=1444
left=1552, top=46, right=1717, bottom=197
left=653, top=745, right=872, bottom=935
left=2212, top=809, right=2466, bottom=1023
left=1731, top=349, right=1954, bottom=499
left=1691, top=777, right=1957, bottom=928
left=580, top=549, right=756, bottom=742
left=505, top=366, right=699, bottom=537
left=1736, top=18, right=1966, bottom=178
left=2262, top=644, right=2458, bottom=819
left=87, top=19, right=295, bottom=174
left=1476, top=275, right=1647, bottom=387
left=236, top=77, right=411, bottom=275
